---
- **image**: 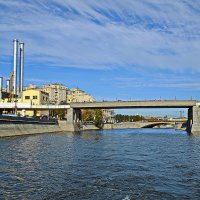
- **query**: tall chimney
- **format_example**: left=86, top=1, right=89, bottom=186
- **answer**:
left=19, top=42, right=24, bottom=94
left=6, top=79, right=10, bottom=93
left=0, top=77, right=3, bottom=99
left=13, top=39, right=18, bottom=96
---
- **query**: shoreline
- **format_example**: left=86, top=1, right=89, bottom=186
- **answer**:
left=0, top=121, right=186, bottom=138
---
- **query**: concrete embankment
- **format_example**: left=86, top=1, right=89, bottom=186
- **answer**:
left=0, top=123, right=61, bottom=137
left=106, top=122, right=141, bottom=129
left=0, top=119, right=185, bottom=138
left=82, top=124, right=99, bottom=130
left=82, top=122, right=181, bottom=131
left=81, top=122, right=141, bottom=131
left=0, top=116, right=62, bottom=137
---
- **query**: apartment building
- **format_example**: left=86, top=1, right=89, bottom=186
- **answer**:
left=67, top=88, right=95, bottom=103
left=43, top=83, right=68, bottom=105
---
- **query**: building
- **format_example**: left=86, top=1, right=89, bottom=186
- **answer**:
left=0, top=92, right=9, bottom=102
left=102, top=109, right=115, bottom=123
left=43, top=83, right=68, bottom=105
left=67, top=88, right=95, bottom=103
left=23, top=84, right=38, bottom=90
left=22, top=89, right=49, bottom=105
left=21, top=89, right=49, bottom=116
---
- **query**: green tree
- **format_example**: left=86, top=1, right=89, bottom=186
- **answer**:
left=94, top=109, right=103, bottom=129
left=115, top=114, right=144, bottom=122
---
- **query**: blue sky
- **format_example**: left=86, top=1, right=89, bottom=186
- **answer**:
left=0, top=0, right=200, bottom=116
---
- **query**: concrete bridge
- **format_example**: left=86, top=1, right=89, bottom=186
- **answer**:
left=70, top=100, right=196, bottom=109
left=111, top=121, right=176, bottom=129
left=0, top=100, right=199, bottom=135
left=0, top=100, right=195, bottom=110
left=69, top=100, right=200, bottom=134
left=140, top=122, right=175, bottom=128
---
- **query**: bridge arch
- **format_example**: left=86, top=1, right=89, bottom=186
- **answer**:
left=141, top=122, right=174, bottom=128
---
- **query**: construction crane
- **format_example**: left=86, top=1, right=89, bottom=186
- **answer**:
left=8, top=71, right=14, bottom=102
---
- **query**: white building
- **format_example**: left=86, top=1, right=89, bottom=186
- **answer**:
left=43, top=83, right=68, bottom=105
left=67, top=88, right=95, bottom=103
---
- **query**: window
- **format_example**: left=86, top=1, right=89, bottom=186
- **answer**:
left=33, top=96, right=38, bottom=99
left=25, top=96, right=30, bottom=99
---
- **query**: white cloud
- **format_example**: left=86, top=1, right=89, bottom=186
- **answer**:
left=108, top=75, right=200, bottom=90
left=25, top=78, right=50, bottom=84
left=0, top=0, right=200, bottom=71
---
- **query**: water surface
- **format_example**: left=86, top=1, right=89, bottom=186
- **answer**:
left=1, top=128, right=200, bottom=199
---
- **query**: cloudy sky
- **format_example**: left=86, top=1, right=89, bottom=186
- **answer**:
left=0, top=0, right=200, bottom=116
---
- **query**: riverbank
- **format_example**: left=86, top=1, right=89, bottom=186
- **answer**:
left=0, top=116, right=61, bottom=137
left=81, top=122, right=141, bottom=131
left=0, top=119, right=185, bottom=138
left=0, top=123, right=61, bottom=137
left=82, top=122, right=185, bottom=131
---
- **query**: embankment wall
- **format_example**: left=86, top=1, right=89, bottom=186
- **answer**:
left=81, top=122, right=141, bottom=131
left=0, top=123, right=61, bottom=137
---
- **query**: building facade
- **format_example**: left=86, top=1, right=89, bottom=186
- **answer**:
left=22, top=89, right=49, bottom=105
left=21, top=89, right=49, bottom=116
left=67, top=88, right=95, bottom=103
left=43, top=83, right=67, bottom=105
left=102, top=109, right=115, bottom=123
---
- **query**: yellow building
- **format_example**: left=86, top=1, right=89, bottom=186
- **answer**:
left=67, top=88, right=95, bottom=103
left=21, top=89, right=49, bottom=116
left=0, top=89, right=49, bottom=116
left=22, top=89, right=49, bottom=105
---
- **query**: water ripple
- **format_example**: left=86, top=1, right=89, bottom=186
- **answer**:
left=1, top=129, right=200, bottom=199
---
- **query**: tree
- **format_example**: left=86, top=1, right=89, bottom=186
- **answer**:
left=52, top=109, right=66, bottom=120
left=82, top=109, right=94, bottom=121
left=115, top=114, right=144, bottom=122
left=94, top=109, right=103, bottom=129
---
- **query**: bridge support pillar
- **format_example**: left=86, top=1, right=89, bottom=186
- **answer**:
left=187, top=106, right=200, bottom=135
left=59, top=108, right=82, bottom=132
left=73, top=108, right=82, bottom=131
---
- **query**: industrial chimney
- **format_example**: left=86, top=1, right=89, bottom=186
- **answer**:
left=0, top=77, right=3, bottom=99
left=13, top=39, right=18, bottom=96
left=19, top=42, right=24, bottom=94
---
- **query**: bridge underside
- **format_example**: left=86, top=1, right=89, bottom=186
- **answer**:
left=142, top=122, right=175, bottom=128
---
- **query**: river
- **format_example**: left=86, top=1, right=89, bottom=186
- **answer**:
left=1, top=128, right=200, bottom=199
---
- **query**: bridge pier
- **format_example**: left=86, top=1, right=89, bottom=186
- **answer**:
left=187, top=106, right=200, bottom=135
left=73, top=108, right=82, bottom=131
left=59, top=108, right=82, bottom=132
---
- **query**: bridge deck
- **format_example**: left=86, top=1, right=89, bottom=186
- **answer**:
left=0, top=100, right=197, bottom=110
left=70, top=100, right=197, bottom=109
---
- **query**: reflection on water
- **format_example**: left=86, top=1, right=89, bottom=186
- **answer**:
left=1, top=129, right=200, bottom=199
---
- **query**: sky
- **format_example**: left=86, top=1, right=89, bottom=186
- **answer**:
left=0, top=0, right=200, bottom=117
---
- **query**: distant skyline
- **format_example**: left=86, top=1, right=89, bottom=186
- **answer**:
left=0, top=0, right=199, bottom=117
